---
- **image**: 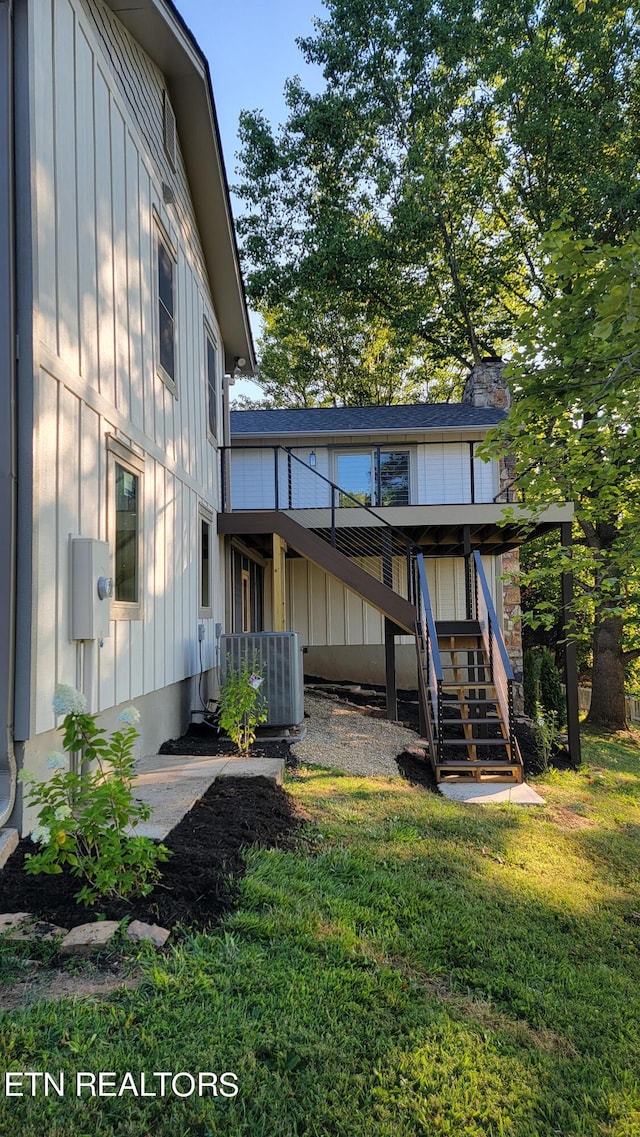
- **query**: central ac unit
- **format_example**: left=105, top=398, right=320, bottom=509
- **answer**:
left=219, top=632, right=304, bottom=728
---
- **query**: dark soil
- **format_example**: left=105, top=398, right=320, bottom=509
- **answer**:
left=160, top=721, right=298, bottom=766
left=0, top=776, right=306, bottom=932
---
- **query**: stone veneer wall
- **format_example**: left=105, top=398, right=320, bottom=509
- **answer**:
left=463, top=359, right=523, bottom=699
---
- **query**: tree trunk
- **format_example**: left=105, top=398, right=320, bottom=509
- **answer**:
left=586, top=612, right=627, bottom=729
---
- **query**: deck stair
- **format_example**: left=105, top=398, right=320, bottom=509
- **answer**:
left=415, top=557, right=523, bottom=784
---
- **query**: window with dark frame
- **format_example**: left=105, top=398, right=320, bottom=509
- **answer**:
left=114, top=462, right=139, bottom=604
left=336, top=450, right=410, bottom=507
left=158, top=237, right=175, bottom=382
left=206, top=333, right=217, bottom=437
left=379, top=451, right=410, bottom=506
left=200, top=516, right=211, bottom=611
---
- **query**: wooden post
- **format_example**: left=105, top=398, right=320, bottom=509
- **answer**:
left=272, top=533, right=287, bottom=632
left=385, top=618, right=398, bottom=721
left=561, top=522, right=581, bottom=767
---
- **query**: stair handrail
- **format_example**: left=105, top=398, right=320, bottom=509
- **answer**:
left=473, top=551, right=514, bottom=680
left=416, top=554, right=443, bottom=682
left=474, top=550, right=518, bottom=764
left=415, top=552, right=443, bottom=763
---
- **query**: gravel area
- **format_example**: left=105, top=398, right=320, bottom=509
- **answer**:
left=292, top=691, right=421, bottom=777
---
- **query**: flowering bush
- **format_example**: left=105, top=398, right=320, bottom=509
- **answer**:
left=217, top=658, right=267, bottom=754
left=19, top=685, right=169, bottom=905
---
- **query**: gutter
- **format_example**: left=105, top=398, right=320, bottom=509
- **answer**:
left=0, top=0, right=16, bottom=826
left=229, top=425, right=500, bottom=442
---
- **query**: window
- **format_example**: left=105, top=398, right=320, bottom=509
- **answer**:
left=199, top=510, right=213, bottom=615
left=107, top=436, right=144, bottom=619
left=241, top=570, right=251, bottom=633
left=115, top=464, right=139, bottom=603
left=337, top=453, right=372, bottom=507
left=205, top=329, right=217, bottom=438
left=155, top=217, right=177, bottom=392
left=336, top=450, right=410, bottom=507
left=379, top=452, right=410, bottom=506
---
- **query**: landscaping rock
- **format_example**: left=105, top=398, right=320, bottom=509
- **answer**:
left=126, top=919, right=170, bottom=947
left=0, top=912, right=32, bottom=935
left=6, top=919, right=69, bottom=943
left=60, top=920, right=121, bottom=956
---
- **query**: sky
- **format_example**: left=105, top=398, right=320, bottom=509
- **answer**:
left=175, top=0, right=327, bottom=398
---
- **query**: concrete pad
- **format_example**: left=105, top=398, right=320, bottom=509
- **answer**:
left=438, top=782, right=545, bottom=805
left=131, top=752, right=286, bottom=841
left=0, top=828, right=18, bottom=870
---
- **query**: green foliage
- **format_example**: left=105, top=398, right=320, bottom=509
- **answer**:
left=19, top=687, right=169, bottom=906
left=523, top=649, right=541, bottom=720
left=236, top=0, right=640, bottom=403
left=532, top=703, right=561, bottom=772
left=539, top=647, right=565, bottom=727
left=482, top=229, right=640, bottom=726
left=218, top=657, right=268, bottom=754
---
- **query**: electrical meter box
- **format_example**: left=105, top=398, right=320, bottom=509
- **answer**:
left=71, top=538, right=112, bottom=640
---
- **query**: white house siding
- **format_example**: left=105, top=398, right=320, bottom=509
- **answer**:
left=230, top=443, right=497, bottom=508
left=287, top=556, right=497, bottom=643
left=27, top=0, right=223, bottom=745
left=286, top=555, right=498, bottom=686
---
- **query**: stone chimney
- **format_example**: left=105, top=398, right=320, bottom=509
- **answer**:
left=462, top=356, right=511, bottom=410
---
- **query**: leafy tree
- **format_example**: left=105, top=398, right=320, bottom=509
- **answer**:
left=235, top=0, right=640, bottom=725
left=483, top=230, right=640, bottom=729
left=236, top=0, right=640, bottom=401
left=248, top=301, right=431, bottom=408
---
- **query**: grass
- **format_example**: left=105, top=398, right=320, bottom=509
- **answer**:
left=1, top=728, right=640, bottom=1135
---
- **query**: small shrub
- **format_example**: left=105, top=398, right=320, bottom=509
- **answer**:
left=218, top=657, right=267, bottom=754
left=523, top=648, right=541, bottom=719
left=539, top=646, right=565, bottom=726
left=532, top=702, right=560, bottom=772
left=19, top=685, right=169, bottom=906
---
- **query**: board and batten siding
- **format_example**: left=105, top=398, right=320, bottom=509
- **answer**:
left=29, top=0, right=223, bottom=735
left=287, top=556, right=498, bottom=649
left=230, top=444, right=497, bottom=509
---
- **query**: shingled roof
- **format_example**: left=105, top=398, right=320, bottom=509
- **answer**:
left=230, top=403, right=507, bottom=436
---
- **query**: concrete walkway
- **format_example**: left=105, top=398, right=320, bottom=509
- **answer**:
left=132, top=753, right=286, bottom=840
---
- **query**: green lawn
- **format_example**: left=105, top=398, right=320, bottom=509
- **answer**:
left=2, top=730, right=640, bottom=1136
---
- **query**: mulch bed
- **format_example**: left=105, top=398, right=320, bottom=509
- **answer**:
left=0, top=775, right=306, bottom=932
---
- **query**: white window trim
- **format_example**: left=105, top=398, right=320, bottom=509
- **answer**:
left=107, top=434, right=144, bottom=621
left=198, top=504, right=214, bottom=618
left=154, top=210, right=178, bottom=398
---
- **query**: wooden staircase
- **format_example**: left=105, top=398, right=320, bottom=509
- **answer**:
left=430, top=623, right=523, bottom=783
left=415, top=555, right=523, bottom=785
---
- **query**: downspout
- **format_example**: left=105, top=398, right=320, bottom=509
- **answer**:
left=0, top=0, right=17, bottom=826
